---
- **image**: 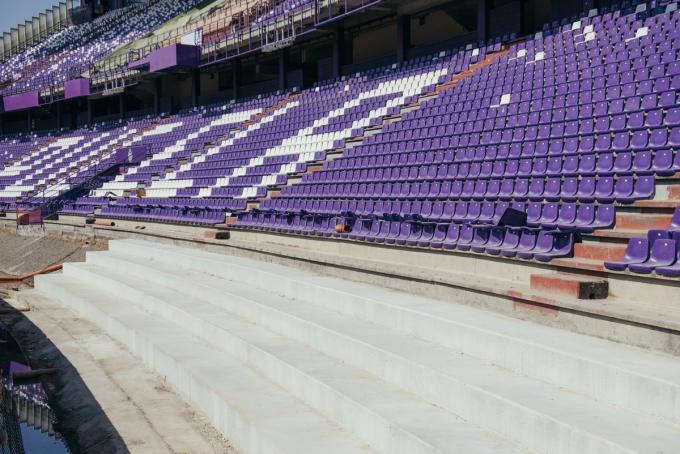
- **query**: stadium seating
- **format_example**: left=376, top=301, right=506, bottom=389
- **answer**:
left=0, top=116, right=180, bottom=204
left=604, top=206, right=680, bottom=274
left=235, top=3, right=680, bottom=265
left=65, top=50, right=464, bottom=224
left=0, top=0, right=203, bottom=95
left=0, top=1, right=677, bottom=271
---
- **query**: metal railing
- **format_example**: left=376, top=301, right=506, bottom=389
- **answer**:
left=1, top=0, right=385, bottom=101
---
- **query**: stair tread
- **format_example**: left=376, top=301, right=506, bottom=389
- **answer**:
left=592, top=229, right=645, bottom=239
left=114, top=240, right=680, bottom=384
left=87, top=248, right=680, bottom=452
left=39, top=274, right=376, bottom=454
left=576, top=242, right=626, bottom=250
left=73, top=261, right=521, bottom=454
left=551, top=257, right=606, bottom=271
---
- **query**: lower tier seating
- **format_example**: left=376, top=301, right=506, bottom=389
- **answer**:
left=604, top=206, right=680, bottom=275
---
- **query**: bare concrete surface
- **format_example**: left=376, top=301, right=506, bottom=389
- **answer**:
left=0, top=230, right=107, bottom=276
left=0, top=229, right=237, bottom=452
left=4, top=289, right=237, bottom=454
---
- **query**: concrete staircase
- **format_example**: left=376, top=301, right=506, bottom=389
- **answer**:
left=553, top=174, right=680, bottom=274
left=34, top=239, right=680, bottom=453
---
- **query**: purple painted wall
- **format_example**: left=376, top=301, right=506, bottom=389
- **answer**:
left=64, top=78, right=91, bottom=99
left=149, top=44, right=200, bottom=72
left=3, top=91, right=39, bottom=111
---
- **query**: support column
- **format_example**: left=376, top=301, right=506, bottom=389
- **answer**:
left=232, top=59, right=241, bottom=100
left=119, top=93, right=125, bottom=120
left=0, top=114, right=4, bottom=136
left=477, top=0, right=489, bottom=43
left=278, top=48, right=288, bottom=91
left=396, top=15, right=411, bottom=64
left=56, top=102, right=62, bottom=129
left=154, top=77, right=162, bottom=116
left=27, top=109, right=32, bottom=132
left=332, top=26, right=344, bottom=79
left=87, top=99, right=93, bottom=126
left=191, top=68, right=201, bottom=108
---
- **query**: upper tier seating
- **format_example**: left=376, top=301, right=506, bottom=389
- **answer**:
left=0, top=0, right=203, bottom=95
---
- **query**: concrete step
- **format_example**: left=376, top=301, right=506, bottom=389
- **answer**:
left=615, top=212, right=673, bottom=231
left=551, top=256, right=606, bottom=272
left=34, top=273, right=376, bottom=454
left=634, top=200, right=680, bottom=209
left=592, top=229, right=647, bottom=240
left=669, top=185, right=680, bottom=200
left=106, top=240, right=680, bottom=422
left=94, top=243, right=680, bottom=453
left=70, top=257, right=522, bottom=454
left=108, top=240, right=680, bottom=428
left=529, top=273, right=608, bottom=299
left=574, top=242, right=626, bottom=262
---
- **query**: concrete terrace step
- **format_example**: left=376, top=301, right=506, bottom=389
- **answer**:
left=670, top=185, right=680, bottom=200
left=87, top=242, right=680, bottom=453
left=34, top=273, right=376, bottom=454
left=65, top=259, right=522, bottom=454
left=574, top=242, right=627, bottom=262
left=593, top=229, right=649, bottom=240
left=615, top=212, right=674, bottom=231
left=551, top=256, right=606, bottom=272
left=107, top=240, right=680, bottom=426
left=529, top=273, right=608, bottom=299
left=634, top=200, right=680, bottom=209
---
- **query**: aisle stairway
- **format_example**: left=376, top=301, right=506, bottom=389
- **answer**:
left=34, top=239, right=680, bottom=453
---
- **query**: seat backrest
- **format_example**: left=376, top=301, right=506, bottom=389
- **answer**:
left=624, top=237, right=649, bottom=261
left=651, top=239, right=676, bottom=263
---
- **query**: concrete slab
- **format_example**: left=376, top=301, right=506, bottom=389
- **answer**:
left=10, top=216, right=680, bottom=352
left=6, top=290, right=235, bottom=454
left=32, top=240, right=680, bottom=454
left=35, top=275, right=377, bottom=454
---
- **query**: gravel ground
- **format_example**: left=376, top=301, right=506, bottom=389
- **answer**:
left=0, top=231, right=107, bottom=276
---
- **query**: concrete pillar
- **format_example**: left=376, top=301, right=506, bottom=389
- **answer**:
left=87, top=99, right=93, bottom=125
left=192, top=68, right=201, bottom=108
left=279, top=48, right=288, bottom=91
left=56, top=102, right=62, bottom=129
left=119, top=93, right=125, bottom=120
left=232, top=59, right=242, bottom=100
left=27, top=109, right=32, bottom=132
left=332, top=26, right=344, bottom=79
left=154, top=77, right=162, bottom=116
left=477, top=0, right=489, bottom=43
left=396, top=15, right=411, bottom=64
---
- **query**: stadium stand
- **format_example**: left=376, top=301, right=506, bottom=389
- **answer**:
left=0, top=0, right=202, bottom=95
left=1, top=0, right=668, bottom=274
left=1, top=0, right=680, bottom=451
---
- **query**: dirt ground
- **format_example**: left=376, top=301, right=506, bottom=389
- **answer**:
left=0, top=230, right=107, bottom=277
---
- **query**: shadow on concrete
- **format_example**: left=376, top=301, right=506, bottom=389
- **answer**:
left=0, top=299, right=128, bottom=454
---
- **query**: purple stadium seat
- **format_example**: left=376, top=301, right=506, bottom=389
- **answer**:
left=604, top=237, right=649, bottom=272
left=628, top=238, right=677, bottom=274
left=656, top=238, right=680, bottom=278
